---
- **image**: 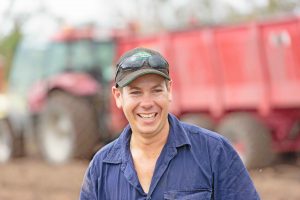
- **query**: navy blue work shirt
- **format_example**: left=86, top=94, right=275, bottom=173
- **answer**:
left=80, top=114, right=260, bottom=200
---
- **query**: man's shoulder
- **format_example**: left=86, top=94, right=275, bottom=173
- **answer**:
left=92, top=137, right=122, bottom=163
left=169, top=113, right=229, bottom=148
left=179, top=121, right=239, bottom=163
left=178, top=120, right=236, bottom=155
left=180, top=121, right=225, bottom=143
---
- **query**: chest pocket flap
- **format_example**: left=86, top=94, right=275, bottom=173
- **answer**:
left=164, top=189, right=212, bottom=200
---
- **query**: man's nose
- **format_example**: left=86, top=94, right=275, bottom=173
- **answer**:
left=140, top=93, right=154, bottom=109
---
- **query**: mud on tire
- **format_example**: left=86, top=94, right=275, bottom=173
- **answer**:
left=37, top=91, right=99, bottom=164
left=216, top=112, right=275, bottom=169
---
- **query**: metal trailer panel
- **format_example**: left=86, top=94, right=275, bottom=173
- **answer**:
left=260, top=18, right=300, bottom=108
left=168, top=30, right=222, bottom=117
left=169, top=17, right=300, bottom=116
left=213, top=25, right=268, bottom=112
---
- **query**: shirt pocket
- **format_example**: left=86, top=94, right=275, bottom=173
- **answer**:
left=164, top=189, right=212, bottom=200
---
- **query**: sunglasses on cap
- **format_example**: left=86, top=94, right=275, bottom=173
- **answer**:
left=116, top=53, right=169, bottom=76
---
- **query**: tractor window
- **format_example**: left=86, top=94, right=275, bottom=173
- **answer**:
left=93, top=41, right=115, bottom=82
left=70, top=40, right=95, bottom=70
left=9, top=37, right=115, bottom=94
left=9, top=38, right=46, bottom=94
left=44, top=42, right=68, bottom=76
left=44, top=39, right=115, bottom=83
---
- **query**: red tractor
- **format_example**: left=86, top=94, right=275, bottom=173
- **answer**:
left=6, top=27, right=126, bottom=163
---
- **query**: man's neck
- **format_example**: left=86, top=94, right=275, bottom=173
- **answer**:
left=130, top=125, right=169, bottom=158
left=129, top=124, right=170, bottom=193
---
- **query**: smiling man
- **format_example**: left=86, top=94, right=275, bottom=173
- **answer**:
left=79, top=47, right=260, bottom=200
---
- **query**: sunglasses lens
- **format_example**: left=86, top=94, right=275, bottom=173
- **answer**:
left=119, top=54, right=168, bottom=70
left=120, top=56, right=145, bottom=69
left=148, top=55, right=168, bottom=68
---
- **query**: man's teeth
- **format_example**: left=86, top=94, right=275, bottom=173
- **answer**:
left=139, top=113, right=156, bottom=118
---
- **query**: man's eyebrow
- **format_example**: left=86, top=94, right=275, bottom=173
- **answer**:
left=127, top=82, right=164, bottom=90
left=127, top=86, right=141, bottom=90
left=152, top=84, right=164, bottom=89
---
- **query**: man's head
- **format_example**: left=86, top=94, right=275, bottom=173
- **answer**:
left=112, top=47, right=172, bottom=137
left=114, top=47, right=170, bottom=88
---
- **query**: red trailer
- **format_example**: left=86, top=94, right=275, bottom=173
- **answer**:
left=115, top=16, right=300, bottom=168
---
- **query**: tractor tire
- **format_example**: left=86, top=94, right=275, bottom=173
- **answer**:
left=0, top=119, right=13, bottom=163
left=37, top=91, right=99, bottom=164
left=180, top=113, right=215, bottom=131
left=216, top=112, right=275, bottom=169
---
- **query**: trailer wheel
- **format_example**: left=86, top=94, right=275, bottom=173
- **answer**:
left=216, top=113, right=274, bottom=168
left=37, top=91, right=99, bottom=164
left=180, top=113, right=215, bottom=131
left=0, top=119, right=13, bottom=163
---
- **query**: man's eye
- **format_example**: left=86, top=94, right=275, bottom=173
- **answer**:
left=130, top=91, right=141, bottom=95
left=153, top=89, right=163, bottom=93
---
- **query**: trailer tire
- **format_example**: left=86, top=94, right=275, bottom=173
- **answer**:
left=216, top=113, right=274, bottom=168
left=180, top=113, right=215, bottom=131
left=37, top=91, right=99, bottom=164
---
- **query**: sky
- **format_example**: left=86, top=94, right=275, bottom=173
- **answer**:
left=0, top=0, right=269, bottom=38
left=0, top=0, right=119, bottom=37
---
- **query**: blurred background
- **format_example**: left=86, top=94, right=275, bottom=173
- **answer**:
left=1, top=0, right=300, bottom=199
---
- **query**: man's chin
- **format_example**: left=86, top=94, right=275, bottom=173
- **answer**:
left=136, top=126, right=158, bottom=136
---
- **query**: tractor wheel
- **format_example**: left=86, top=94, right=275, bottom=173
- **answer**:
left=216, top=112, right=275, bottom=169
left=0, top=119, right=13, bottom=163
left=180, top=113, right=215, bottom=131
left=37, top=91, right=99, bottom=164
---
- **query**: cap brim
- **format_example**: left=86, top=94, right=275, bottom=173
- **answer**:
left=117, top=68, right=170, bottom=87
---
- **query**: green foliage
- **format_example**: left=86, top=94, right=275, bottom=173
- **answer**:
left=0, top=24, right=22, bottom=81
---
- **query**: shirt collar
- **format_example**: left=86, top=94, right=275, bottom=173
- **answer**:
left=166, top=113, right=191, bottom=148
left=103, top=113, right=191, bottom=164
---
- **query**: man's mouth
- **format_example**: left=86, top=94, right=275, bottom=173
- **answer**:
left=138, top=113, right=157, bottom=119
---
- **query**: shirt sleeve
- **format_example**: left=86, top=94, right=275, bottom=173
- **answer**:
left=211, top=137, right=260, bottom=200
left=79, top=160, right=98, bottom=200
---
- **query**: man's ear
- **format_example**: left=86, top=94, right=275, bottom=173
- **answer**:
left=112, top=86, right=122, bottom=109
left=167, top=80, right=173, bottom=102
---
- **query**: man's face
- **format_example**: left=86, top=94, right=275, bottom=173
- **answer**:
left=112, top=74, right=172, bottom=137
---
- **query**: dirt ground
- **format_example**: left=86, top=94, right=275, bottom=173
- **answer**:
left=0, top=155, right=300, bottom=200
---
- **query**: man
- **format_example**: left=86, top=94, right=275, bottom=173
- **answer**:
left=80, top=47, right=260, bottom=199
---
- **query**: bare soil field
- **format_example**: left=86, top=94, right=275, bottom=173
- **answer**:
left=250, top=155, right=300, bottom=200
left=0, top=155, right=300, bottom=200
